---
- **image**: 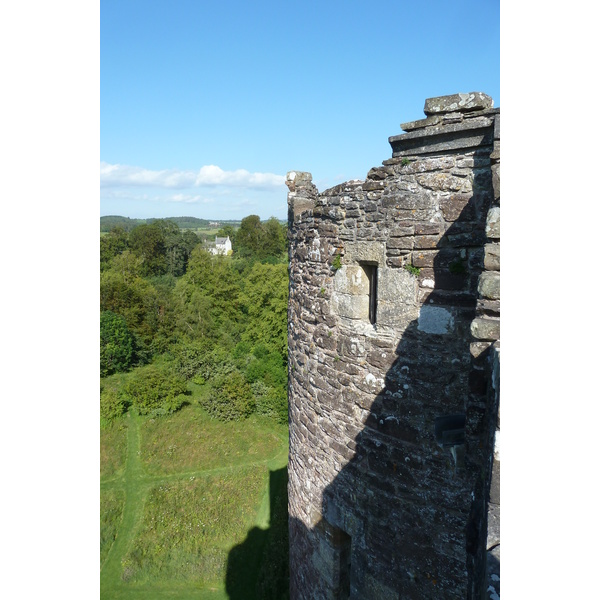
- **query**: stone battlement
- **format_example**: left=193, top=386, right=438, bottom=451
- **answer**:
left=286, top=93, right=500, bottom=599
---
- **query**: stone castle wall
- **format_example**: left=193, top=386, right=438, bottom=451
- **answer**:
left=286, top=93, right=500, bottom=599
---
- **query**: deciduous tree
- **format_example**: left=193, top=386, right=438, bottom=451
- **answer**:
left=100, top=311, right=135, bottom=376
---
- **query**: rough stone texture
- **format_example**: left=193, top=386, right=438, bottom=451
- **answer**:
left=288, top=93, right=500, bottom=600
left=389, top=116, right=496, bottom=158
left=478, top=272, right=500, bottom=300
left=471, top=317, right=500, bottom=341
left=486, top=207, right=500, bottom=240
left=424, top=92, right=494, bottom=115
left=484, top=243, right=500, bottom=271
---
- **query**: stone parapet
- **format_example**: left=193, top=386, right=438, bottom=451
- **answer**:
left=287, top=93, right=500, bottom=600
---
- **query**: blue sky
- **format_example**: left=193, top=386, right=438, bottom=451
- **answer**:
left=101, top=0, right=499, bottom=221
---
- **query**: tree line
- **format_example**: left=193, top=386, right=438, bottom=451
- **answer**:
left=100, top=215, right=289, bottom=424
left=100, top=215, right=242, bottom=233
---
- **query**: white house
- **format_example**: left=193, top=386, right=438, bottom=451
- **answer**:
left=207, top=236, right=232, bottom=256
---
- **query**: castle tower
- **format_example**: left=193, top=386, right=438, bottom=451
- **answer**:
left=286, top=93, right=500, bottom=599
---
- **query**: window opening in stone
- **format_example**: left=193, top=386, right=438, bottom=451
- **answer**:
left=361, top=263, right=378, bottom=325
left=332, top=527, right=352, bottom=599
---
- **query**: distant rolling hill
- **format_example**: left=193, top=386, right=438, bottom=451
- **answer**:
left=101, top=215, right=240, bottom=232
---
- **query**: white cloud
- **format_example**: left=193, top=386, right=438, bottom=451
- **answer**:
left=100, top=161, right=285, bottom=190
left=101, top=188, right=215, bottom=205
left=168, top=193, right=215, bottom=204
left=100, top=162, right=288, bottom=220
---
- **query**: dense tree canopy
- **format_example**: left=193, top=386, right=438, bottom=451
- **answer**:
left=235, top=215, right=286, bottom=260
left=100, top=227, right=129, bottom=271
left=100, top=311, right=135, bottom=376
left=240, top=262, right=288, bottom=357
left=100, top=215, right=289, bottom=423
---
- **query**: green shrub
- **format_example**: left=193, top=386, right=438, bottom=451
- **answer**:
left=245, top=349, right=286, bottom=388
left=177, top=344, right=237, bottom=383
left=205, top=346, right=237, bottom=380
left=233, top=340, right=251, bottom=359
left=201, top=370, right=255, bottom=421
left=100, top=386, right=127, bottom=424
left=404, top=264, right=421, bottom=276
left=252, top=381, right=287, bottom=424
left=100, top=311, right=135, bottom=376
left=171, top=339, right=211, bottom=380
left=123, top=365, right=187, bottom=416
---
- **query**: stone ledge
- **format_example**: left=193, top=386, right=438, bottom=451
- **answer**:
left=389, top=117, right=494, bottom=157
left=424, top=92, right=493, bottom=115
left=401, top=108, right=499, bottom=133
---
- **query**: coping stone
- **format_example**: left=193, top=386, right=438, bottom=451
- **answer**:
left=424, top=92, right=493, bottom=115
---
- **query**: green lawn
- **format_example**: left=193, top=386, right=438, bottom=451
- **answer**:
left=100, top=405, right=289, bottom=599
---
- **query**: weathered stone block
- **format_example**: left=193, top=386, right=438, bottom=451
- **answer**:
left=377, top=301, right=419, bottom=331
left=441, top=193, right=474, bottom=221
left=490, top=140, right=500, bottom=161
left=443, top=111, right=464, bottom=124
left=378, top=268, right=418, bottom=304
left=286, top=170, right=313, bottom=191
left=389, top=123, right=494, bottom=157
left=484, top=243, right=500, bottom=270
left=485, top=207, right=500, bottom=239
left=366, top=166, right=388, bottom=180
left=342, top=241, right=386, bottom=265
left=381, top=192, right=433, bottom=210
left=386, top=255, right=410, bottom=268
left=332, top=292, right=369, bottom=320
left=416, top=172, right=472, bottom=193
left=417, top=305, right=455, bottom=334
left=478, top=271, right=500, bottom=300
left=470, top=317, right=500, bottom=341
left=414, top=234, right=441, bottom=249
left=387, top=236, right=414, bottom=250
left=445, top=230, right=487, bottom=248
left=424, top=92, right=493, bottom=115
left=412, top=250, right=437, bottom=268
left=470, top=341, right=493, bottom=359
left=477, top=298, right=500, bottom=316
left=333, top=265, right=370, bottom=295
left=363, top=180, right=384, bottom=191
left=491, top=163, right=500, bottom=200
left=400, top=114, right=443, bottom=131
left=389, top=225, right=415, bottom=237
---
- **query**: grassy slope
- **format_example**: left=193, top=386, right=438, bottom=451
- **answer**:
left=100, top=406, right=288, bottom=600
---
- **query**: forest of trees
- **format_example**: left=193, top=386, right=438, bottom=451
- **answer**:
left=100, top=215, right=289, bottom=424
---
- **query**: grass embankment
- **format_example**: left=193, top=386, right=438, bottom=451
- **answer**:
left=100, top=403, right=289, bottom=600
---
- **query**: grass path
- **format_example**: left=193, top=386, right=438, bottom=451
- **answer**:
left=101, top=411, right=147, bottom=598
left=100, top=410, right=288, bottom=599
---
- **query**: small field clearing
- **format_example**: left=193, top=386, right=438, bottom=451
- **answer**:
left=100, top=405, right=288, bottom=599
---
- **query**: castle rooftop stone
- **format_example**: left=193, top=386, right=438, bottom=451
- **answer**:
left=389, top=114, right=495, bottom=157
left=424, top=92, right=493, bottom=115
left=400, top=93, right=496, bottom=133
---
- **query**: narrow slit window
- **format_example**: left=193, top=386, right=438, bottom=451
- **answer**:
left=333, top=528, right=352, bottom=599
left=362, top=263, right=378, bottom=325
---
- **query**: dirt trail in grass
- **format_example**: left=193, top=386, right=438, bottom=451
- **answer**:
left=100, top=411, right=288, bottom=599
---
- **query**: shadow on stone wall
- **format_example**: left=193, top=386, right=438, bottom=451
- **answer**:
left=288, top=178, right=499, bottom=598
left=225, top=466, right=290, bottom=600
